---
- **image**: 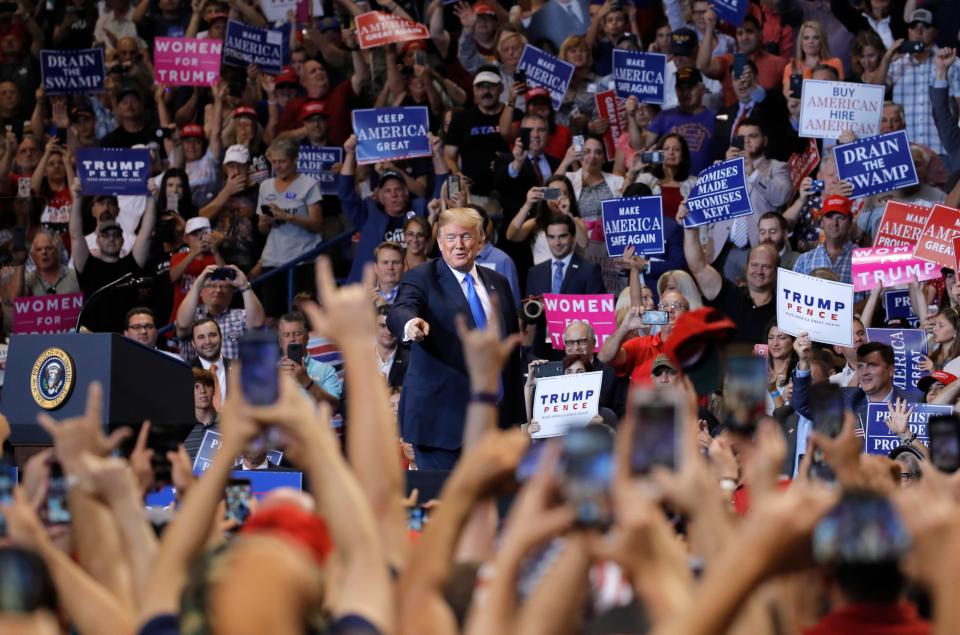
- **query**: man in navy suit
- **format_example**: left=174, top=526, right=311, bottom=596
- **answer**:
left=387, top=207, right=523, bottom=469
left=526, top=213, right=605, bottom=360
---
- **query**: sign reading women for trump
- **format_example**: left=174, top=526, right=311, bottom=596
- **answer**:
left=873, top=201, right=931, bottom=248
left=351, top=107, right=431, bottom=165
left=154, top=38, right=222, bottom=86
left=866, top=328, right=928, bottom=391
left=297, top=146, right=342, bottom=195
left=40, top=49, right=104, bottom=94
left=681, top=157, right=753, bottom=228
left=77, top=148, right=150, bottom=195
left=913, top=203, right=960, bottom=269
left=223, top=20, right=285, bottom=74
left=516, top=45, right=575, bottom=110
left=798, top=80, right=884, bottom=139
left=851, top=246, right=940, bottom=292
left=13, top=293, right=84, bottom=335
left=601, top=196, right=664, bottom=257
left=531, top=371, right=604, bottom=438
left=612, top=50, right=666, bottom=103
left=864, top=403, right=951, bottom=455
left=833, top=131, right=918, bottom=198
left=776, top=268, right=854, bottom=346
left=355, top=11, right=429, bottom=49
left=543, top=293, right=616, bottom=351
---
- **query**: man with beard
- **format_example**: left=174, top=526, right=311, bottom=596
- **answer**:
left=189, top=318, right=230, bottom=410
left=681, top=202, right=777, bottom=344
left=757, top=212, right=798, bottom=270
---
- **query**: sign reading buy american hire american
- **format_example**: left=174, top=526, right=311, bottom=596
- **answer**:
left=799, top=80, right=884, bottom=140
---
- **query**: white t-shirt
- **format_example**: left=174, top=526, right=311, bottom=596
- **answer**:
left=257, top=174, right=323, bottom=267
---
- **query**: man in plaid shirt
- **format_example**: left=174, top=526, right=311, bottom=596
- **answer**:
left=888, top=8, right=960, bottom=156
left=792, top=195, right=855, bottom=284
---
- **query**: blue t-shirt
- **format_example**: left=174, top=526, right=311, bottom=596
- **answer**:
left=647, top=107, right=717, bottom=176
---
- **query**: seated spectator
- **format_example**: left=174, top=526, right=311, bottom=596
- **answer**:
left=20, top=229, right=79, bottom=297
left=277, top=311, right=341, bottom=406
left=183, top=366, right=218, bottom=460
left=122, top=306, right=179, bottom=359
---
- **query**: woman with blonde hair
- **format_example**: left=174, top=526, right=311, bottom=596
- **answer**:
left=656, top=270, right=704, bottom=310
left=782, top=21, right=844, bottom=92
left=556, top=35, right=602, bottom=132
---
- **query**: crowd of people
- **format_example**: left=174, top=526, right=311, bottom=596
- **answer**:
left=3, top=0, right=960, bottom=633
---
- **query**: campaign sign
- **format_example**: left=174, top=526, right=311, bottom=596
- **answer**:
left=352, top=107, right=431, bottom=165
left=193, top=429, right=283, bottom=473
left=13, top=293, right=84, bottom=335
left=601, top=196, right=664, bottom=257
left=77, top=148, right=150, bottom=195
left=798, top=80, right=884, bottom=140
left=612, top=50, right=666, bottom=104
left=711, top=0, right=748, bottom=26
left=864, top=403, right=951, bottom=455
left=145, top=470, right=302, bottom=507
left=154, top=38, right=222, bottom=86
left=297, top=146, right=342, bottom=195
left=543, top=293, right=617, bottom=351
left=261, top=0, right=324, bottom=22
left=355, top=11, right=429, bottom=49
left=682, top=157, right=753, bottom=228
left=531, top=371, right=604, bottom=438
left=777, top=268, right=854, bottom=346
left=866, top=328, right=928, bottom=391
left=594, top=89, right=627, bottom=162
left=851, top=246, right=940, bottom=292
left=787, top=138, right=819, bottom=196
left=883, top=289, right=920, bottom=326
left=913, top=203, right=960, bottom=270
left=223, top=19, right=285, bottom=75
left=833, top=131, right=918, bottom=199
left=40, top=48, right=104, bottom=95
left=873, top=200, right=931, bottom=249
left=517, top=44, right=575, bottom=110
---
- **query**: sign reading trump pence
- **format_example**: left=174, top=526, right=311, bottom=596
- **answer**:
left=531, top=371, right=603, bottom=438
left=351, top=107, right=432, bottom=165
left=776, top=268, right=854, bottom=347
left=77, top=148, right=150, bottom=195
left=799, top=80, right=884, bottom=140
left=681, top=157, right=753, bottom=228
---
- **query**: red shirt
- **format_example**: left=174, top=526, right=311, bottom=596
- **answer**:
left=169, top=253, right=216, bottom=322
left=278, top=79, right=355, bottom=145
left=802, top=602, right=930, bottom=635
left=612, top=332, right=664, bottom=386
left=711, top=50, right=788, bottom=108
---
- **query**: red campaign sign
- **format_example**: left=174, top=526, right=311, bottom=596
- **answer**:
left=787, top=138, right=819, bottom=196
left=954, top=235, right=960, bottom=272
left=913, top=203, right=960, bottom=270
left=594, top=90, right=627, bottom=163
left=355, top=11, right=428, bottom=49
left=13, top=293, right=84, bottom=334
left=873, top=200, right=932, bottom=249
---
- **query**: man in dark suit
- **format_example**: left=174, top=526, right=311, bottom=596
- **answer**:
left=376, top=305, right=409, bottom=388
left=493, top=112, right=561, bottom=286
left=388, top=207, right=523, bottom=469
left=524, top=0, right=591, bottom=50
left=189, top=318, right=231, bottom=410
left=526, top=213, right=605, bottom=359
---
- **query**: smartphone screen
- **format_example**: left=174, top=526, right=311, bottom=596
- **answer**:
left=812, top=491, right=910, bottom=564
left=260, top=204, right=274, bottom=217
left=789, top=73, right=803, bottom=99
left=929, top=416, right=960, bottom=473
left=724, top=352, right=768, bottom=433
left=732, top=135, right=745, bottom=151
left=239, top=331, right=280, bottom=406
left=516, top=441, right=547, bottom=483
left=542, top=187, right=562, bottom=201
left=285, top=343, right=305, bottom=364
left=55, top=128, right=67, bottom=145
left=809, top=383, right=844, bottom=438
left=0, top=463, right=14, bottom=537
left=572, top=134, right=584, bottom=152
left=641, top=310, right=669, bottom=325
left=447, top=175, right=461, bottom=198
left=407, top=506, right=428, bottom=531
left=413, top=50, right=427, bottom=66
left=519, top=127, right=532, bottom=151
left=630, top=388, right=680, bottom=474
left=45, top=463, right=71, bottom=525
left=641, top=151, right=664, bottom=164
left=561, top=427, right=614, bottom=528
left=225, top=479, right=253, bottom=526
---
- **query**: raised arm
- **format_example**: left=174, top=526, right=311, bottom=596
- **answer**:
left=131, top=184, right=157, bottom=268
left=598, top=306, right=644, bottom=366
left=696, top=9, right=725, bottom=79
left=69, top=177, right=90, bottom=272
left=175, top=264, right=214, bottom=338
left=677, top=204, right=722, bottom=300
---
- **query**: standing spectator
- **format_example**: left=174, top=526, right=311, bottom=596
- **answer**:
left=525, top=0, right=591, bottom=52
left=183, top=367, right=218, bottom=461
left=830, top=0, right=909, bottom=49
left=783, top=20, right=845, bottom=90
left=629, top=133, right=697, bottom=219
left=646, top=67, right=717, bottom=175
left=372, top=241, right=405, bottom=306
left=794, top=195, right=856, bottom=284
left=376, top=304, right=408, bottom=388
left=555, top=35, right=602, bottom=132
left=100, top=80, right=154, bottom=148
left=505, top=176, right=587, bottom=265
left=277, top=58, right=370, bottom=145
left=188, top=317, right=229, bottom=407
left=168, top=216, right=222, bottom=322
left=20, top=230, right=79, bottom=297
left=455, top=1, right=500, bottom=73
left=30, top=137, right=74, bottom=227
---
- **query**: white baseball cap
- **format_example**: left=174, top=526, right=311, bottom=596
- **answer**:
left=223, top=144, right=250, bottom=165
left=184, top=217, right=211, bottom=235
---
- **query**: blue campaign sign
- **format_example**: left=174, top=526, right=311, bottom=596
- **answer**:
left=682, top=157, right=753, bottom=228
left=866, top=328, right=928, bottom=391
left=193, top=429, right=282, bottom=473
left=883, top=289, right=920, bottom=327
left=223, top=19, right=285, bottom=74
left=298, top=146, right=343, bottom=195
left=516, top=44, right=576, bottom=110
left=864, top=402, right=951, bottom=455
left=41, top=48, right=105, bottom=95
left=600, top=196, right=664, bottom=257
left=833, top=130, right=918, bottom=199
left=612, top=50, right=666, bottom=104
left=711, top=0, right=748, bottom=26
left=77, top=148, right=150, bottom=195
left=351, top=107, right=432, bottom=165
left=145, top=470, right=303, bottom=508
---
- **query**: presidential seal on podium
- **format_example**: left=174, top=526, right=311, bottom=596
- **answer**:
left=31, top=347, right=75, bottom=409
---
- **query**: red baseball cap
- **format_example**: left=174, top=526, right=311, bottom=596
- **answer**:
left=918, top=370, right=958, bottom=393
left=474, top=2, right=496, bottom=16
left=180, top=123, right=204, bottom=139
left=664, top=307, right=737, bottom=395
left=399, top=40, right=427, bottom=54
left=233, top=106, right=258, bottom=120
left=299, top=101, right=327, bottom=122
left=208, top=11, right=229, bottom=22
left=275, top=66, right=299, bottom=87
left=821, top=194, right=853, bottom=216
left=526, top=87, right=551, bottom=103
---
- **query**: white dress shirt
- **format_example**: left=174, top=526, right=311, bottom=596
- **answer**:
left=198, top=355, right=228, bottom=407
left=403, top=262, right=494, bottom=340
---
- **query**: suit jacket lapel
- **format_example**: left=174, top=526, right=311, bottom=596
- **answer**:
left=437, top=260, right=476, bottom=329
left=475, top=266, right=505, bottom=335
left=560, top=255, right=580, bottom=294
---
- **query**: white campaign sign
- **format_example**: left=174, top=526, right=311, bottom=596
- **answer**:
left=798, top=80, right=884, bottom=140
left=776, top=268, right=854, bottom=347
left=531, top=371, right=603, bottom=438
left=259, top=0, right=323, bottom=22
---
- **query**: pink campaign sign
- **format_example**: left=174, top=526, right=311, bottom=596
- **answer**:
left=543, top=293, right=617, bottom=350
left=13, top=293, right=84, bottom=334
left=851, top=246, right=940, bottom=292
left=154, top=38, right=222, bottom=87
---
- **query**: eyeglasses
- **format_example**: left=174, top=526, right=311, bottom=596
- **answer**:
left=564, top=338, right=591, bottom=348
left=899, top=472, right=920, bottom=483
left=127, top=323, right=156, bottom=331
left=657, top=302, right=689, bottom=313
left=442, top=233, right=476, bottom=245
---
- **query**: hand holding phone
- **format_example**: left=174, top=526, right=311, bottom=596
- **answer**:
left=630, top=387, right=683, bottom=474
left=561, top=427, right=615, bottom=528
left=239, top=330, right=280, bottom=405
left=225, top=478, right=253, bottom=526
left=641, top=310, right=669, bottom=325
